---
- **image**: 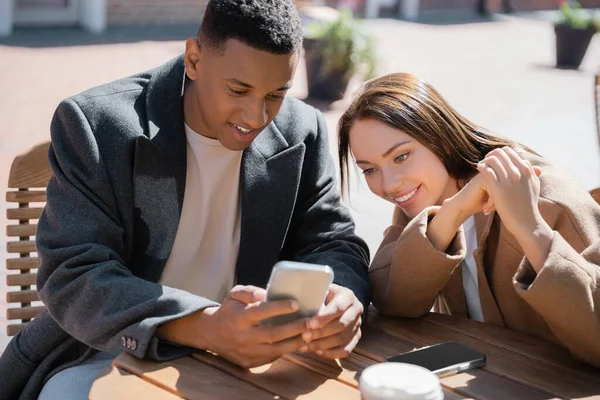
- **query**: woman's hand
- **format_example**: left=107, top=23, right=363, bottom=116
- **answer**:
left=476, top=147, right=543, bottom=239
left=448, top=172, right=495, bottom=221
left=477, top=147, right=552, bottom=272
left=427, top=171, right=494, bottom=253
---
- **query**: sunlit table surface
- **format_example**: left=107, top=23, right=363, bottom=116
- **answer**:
left=90, top=307, right=600, bottom=399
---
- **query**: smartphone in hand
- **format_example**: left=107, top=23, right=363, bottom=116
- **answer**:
left=260, top=261, right=334, bottom=326
left=387, top=341, right=486, bottom=377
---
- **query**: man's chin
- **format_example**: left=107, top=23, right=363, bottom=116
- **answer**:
left=220, top=137, right=253, bottom=151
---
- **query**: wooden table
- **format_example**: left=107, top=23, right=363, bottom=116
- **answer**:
left=90, top=311, right=600, bottom=399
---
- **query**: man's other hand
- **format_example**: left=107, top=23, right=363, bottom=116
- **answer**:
left=299, top=284, right=363, bottom=359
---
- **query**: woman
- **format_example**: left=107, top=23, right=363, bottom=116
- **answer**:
left=338, top=73, right=600, bottom=367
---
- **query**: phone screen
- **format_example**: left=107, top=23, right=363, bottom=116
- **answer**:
left=387, top=341, right=485, bottom=372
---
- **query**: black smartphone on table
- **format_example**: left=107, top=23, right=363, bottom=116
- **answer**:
left=387, top=341, right=486, bottom=377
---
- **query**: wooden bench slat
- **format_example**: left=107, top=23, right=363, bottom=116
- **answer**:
left=8, top=141, right=52, bottom=189
left=7, top=207, right=43, bottom=220
left=6, top=190, right=46, bottom=203
left=7, top=240, right=36, bottom=254
left=7, top=289, right=39, bottom=304
left=7, top=223, right=37, bottom=237
left=7, top=322, right=29, bottom=337
left=6, top=272, right=37, bottom=286
left=7, top=305, right=45, bottom=320
left=6, top=257, right=39, bottom=270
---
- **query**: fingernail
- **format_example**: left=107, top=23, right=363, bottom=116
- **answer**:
left=290, top=301, right=298, bottom=310
left=316, top=350, right=323, bottom=356
left=309, top=319, right=320, bottom=329
left=302, top=332, right=312, bottom=343
left=484, top=210, right=491, bottom=216
left=299, top=346, right=308, bottom=353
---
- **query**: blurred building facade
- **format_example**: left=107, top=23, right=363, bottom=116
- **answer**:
left=1, top=0, right=600, bottom=35
left=0, top=0, right=210, bottom=36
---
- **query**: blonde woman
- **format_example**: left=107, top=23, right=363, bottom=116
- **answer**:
left=338, top=73, right=600, bottom=367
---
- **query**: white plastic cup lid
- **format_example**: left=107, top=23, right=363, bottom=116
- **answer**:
left=359, top=362, right=444, bottom=400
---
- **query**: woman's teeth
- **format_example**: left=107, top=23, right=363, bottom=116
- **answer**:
left=394, top=187, right=418, bottom=203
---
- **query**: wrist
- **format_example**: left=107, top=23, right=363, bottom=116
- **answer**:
left=513, top=217, right=553, bottom=247
left=155, top=306, right=218, bottom=351
left=514, top=219, right=553, bottom=274
left=440, top=197, right=470, bottom=230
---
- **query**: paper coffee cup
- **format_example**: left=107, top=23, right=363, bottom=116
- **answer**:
left=359, top=362, right=444, bottom=400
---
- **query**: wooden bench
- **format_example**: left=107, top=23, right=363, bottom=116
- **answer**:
left=5, top=140, right=52, bottom=336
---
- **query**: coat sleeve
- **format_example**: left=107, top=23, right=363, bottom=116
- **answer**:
left=369, top=207, right=466, bottom=317
left=512, top=198, right=600, bottom=367
left=280, top=109, right=371, bottom=308
left=36, top=99, right=218, bottom=362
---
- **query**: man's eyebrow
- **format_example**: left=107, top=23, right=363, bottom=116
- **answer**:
left=276, top=83, right=293, bottom=91
left=225, top=78, right=292, bottom=91
left=225, top=78, right=253, bottom=88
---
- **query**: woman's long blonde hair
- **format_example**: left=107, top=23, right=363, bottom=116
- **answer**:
left=338, top=73, right=520, bottom=195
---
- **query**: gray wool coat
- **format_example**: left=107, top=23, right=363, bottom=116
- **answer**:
left=0, top=55, right=370, bottom=399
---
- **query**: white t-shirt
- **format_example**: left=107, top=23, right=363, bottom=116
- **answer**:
left=159, top=123, right=242, bottom=303
left=461, top=216, right=484, bottom=322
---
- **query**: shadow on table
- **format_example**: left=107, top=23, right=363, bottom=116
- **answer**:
left=530, top=62, right=589, bottom=73
left=374, top=9, right=507, bottom=26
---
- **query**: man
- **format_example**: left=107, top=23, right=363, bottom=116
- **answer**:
left=0, top=0, right=370, bottom=398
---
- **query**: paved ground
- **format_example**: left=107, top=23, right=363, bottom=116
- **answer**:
left=1, top=10, right=599, bottom=351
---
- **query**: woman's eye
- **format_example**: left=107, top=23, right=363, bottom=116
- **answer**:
left=394, top=152, right=410, bottom=163
left=362, top=168, right=377, bottom=176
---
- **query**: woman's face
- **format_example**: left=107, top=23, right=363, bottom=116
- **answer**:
left=349, top=118, right=459, bottom=218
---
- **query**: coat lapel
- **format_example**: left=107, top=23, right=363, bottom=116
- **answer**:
left=236, top=124, right=306, bottom=287
left=132, top=55, right=187, bottom=282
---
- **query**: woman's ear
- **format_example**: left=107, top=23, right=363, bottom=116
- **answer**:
left=184, top=37, right=202, bottom=81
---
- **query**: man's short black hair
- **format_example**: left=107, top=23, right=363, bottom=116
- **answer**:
left=199, top=0, right=303, bottom=55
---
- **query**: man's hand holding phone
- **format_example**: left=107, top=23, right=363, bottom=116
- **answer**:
left=299, top=284, right=364, bottom=359
left=200, top=285, right=310, bottom=368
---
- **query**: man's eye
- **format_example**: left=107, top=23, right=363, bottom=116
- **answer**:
left=268, top=93, right=285, bottom=101
left=362, top=168, right=376, bottom=176
left=394, top=152, right=410, bottom=163
left=228, top=88, right=247, bottom=95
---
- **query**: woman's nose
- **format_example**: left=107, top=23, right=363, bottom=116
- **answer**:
left=382, top=169, right=403, bottom=196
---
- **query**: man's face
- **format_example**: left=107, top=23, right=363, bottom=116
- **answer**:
left=184, top=38, right=299, bottom=151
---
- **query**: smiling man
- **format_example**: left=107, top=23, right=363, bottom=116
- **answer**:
left=0, top=1, right=370, bottom=399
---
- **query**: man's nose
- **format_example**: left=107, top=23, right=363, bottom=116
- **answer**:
left=242, top=98, right=268, bottom=129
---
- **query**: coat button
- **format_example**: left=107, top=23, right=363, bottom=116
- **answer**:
left=126, top=338, right=132, bottom=349
left=131, top=339, right=138, bottom=351
left=121, top=336, right=127, bottom=347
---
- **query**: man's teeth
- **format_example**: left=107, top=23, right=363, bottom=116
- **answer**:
left=394, top=188, right=418, bottom=203
left=234, top=124, right=251, bottom=134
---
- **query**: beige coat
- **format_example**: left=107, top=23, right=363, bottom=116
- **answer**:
left=369, top=152, right=600, bottom=367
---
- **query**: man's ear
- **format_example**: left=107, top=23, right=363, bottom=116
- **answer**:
left=184, top=37, right=202, bottom=81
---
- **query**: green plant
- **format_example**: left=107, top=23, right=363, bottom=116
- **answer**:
left=556, top=1, right=596, bottom=30
left=305, top=8, right=377, bottom=80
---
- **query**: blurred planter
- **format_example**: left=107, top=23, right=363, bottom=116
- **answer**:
left=554, top=24, right=596, bottom=69
left=304, top=37, right=351, bottom=101
left=303, top=8, right=376, bottom=102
